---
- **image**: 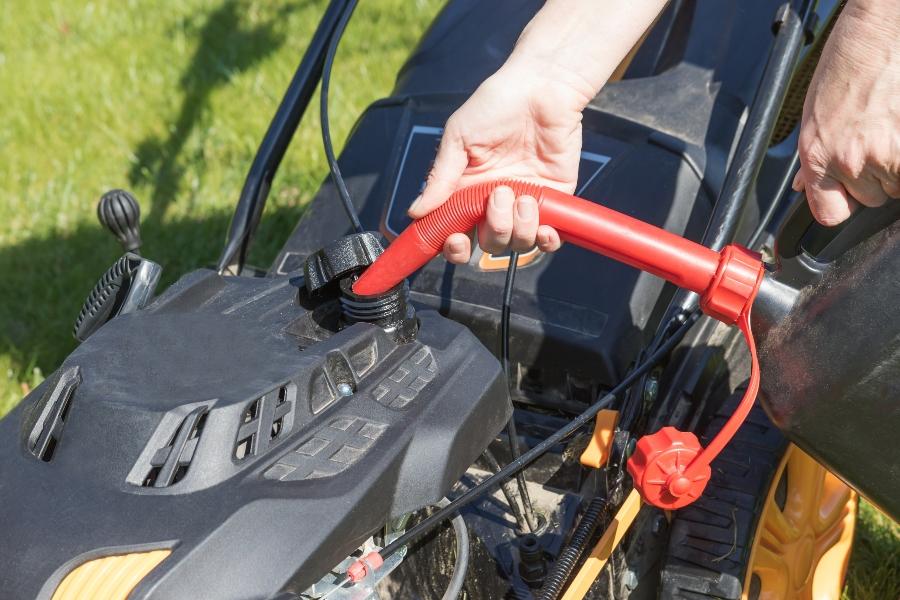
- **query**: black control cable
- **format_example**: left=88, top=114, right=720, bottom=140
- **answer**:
left=436, top=497, right=470, bottom=600
left=482, top=448, right=531, bottom=534
left=376, top=310, right=699, bottom=562
left=500, top=250, right=539, bottom=533
left=320, top=0, right=364, bottom=233
left=747, top=149, right=800, bottom=249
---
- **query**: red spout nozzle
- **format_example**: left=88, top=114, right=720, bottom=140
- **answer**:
left=353, top=180, right=760, bottom=324
left=353, top=180, right=541, bottom=296
left=353, top=180, right=767, bottom=510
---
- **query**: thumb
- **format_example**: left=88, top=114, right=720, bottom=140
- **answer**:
left=792, top=170, right=804, bottom=192
left=408, top=130, right=468, bottom=218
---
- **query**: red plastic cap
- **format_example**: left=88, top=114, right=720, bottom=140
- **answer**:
left=347, top=551, right=384, bottom=583
left=626, top=427, right=711, bottom=510
left=700, top=245, right=765, bottom=325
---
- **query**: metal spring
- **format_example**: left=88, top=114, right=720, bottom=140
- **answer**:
left=538, top=495, right=607, bottom=600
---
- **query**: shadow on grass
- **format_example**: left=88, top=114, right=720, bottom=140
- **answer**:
left=128, top=0, right=307, bottom=224
left=0, top=203, right=304, bottom=408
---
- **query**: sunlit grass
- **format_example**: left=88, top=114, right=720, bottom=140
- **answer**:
left=844, top=501, right=900, bottom=600
left=0, top=0, right=442, bottom=413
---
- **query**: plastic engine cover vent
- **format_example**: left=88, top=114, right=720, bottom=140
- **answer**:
left=0, top=269, right=510, bottom=600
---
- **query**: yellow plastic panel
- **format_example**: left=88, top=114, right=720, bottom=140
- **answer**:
left=52, top=549, right=170, bottom=600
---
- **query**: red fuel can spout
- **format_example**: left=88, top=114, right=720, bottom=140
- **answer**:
left=353, top=180, right=722, bottom=301
left=353, top=180, right=765, bottom=509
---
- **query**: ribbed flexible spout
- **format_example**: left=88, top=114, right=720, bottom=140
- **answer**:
left=352, top=179, right=722, bottom=299
left=353, top=180, right=540, bottom=296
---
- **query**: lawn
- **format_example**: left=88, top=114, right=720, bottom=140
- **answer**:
left=0, top=1, right=896, bottom=598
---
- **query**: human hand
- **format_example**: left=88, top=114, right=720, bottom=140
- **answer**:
left=407, top=61, right=592, bottom=263
left=793, top=0, right=900, bottom=225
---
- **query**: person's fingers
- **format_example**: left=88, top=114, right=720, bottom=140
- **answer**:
left=443, top=233, right=471, bottom=264
left=804, top=170, right=859, bottom=226
left=536, top=225, right=562, bottom=253
left=409, top=127, right=468, bottom=218
left=478, top=186, right=515, bottom=254
left=841, top=172, right=889, bottom=208
left=510, top=195, right=539, bottom=252
left=874, top=170, right=900, bottom=199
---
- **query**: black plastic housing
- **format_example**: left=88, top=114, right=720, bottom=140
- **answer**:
left=1, top=270, right=510, bottom=599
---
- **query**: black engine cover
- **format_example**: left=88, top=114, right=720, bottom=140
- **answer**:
left=0, top=270, right=510, bottom=599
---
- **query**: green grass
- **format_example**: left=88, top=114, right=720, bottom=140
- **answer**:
left=844, top=502, right=900, bottom=600
left=0, top=1, right=896, bottom=597
left=0, top=0, right=443, bottom=413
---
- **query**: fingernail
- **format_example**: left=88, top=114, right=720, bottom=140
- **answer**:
left=516, top=197, right=536, bottom=220
left=492, top=187, right=514, bottom=210
left=448, top=239, right=466, bottom=254
left=408, top=194, right=423, bottom=213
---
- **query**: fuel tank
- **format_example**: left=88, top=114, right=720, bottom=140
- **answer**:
left=757, top=201, right=900, bottom=521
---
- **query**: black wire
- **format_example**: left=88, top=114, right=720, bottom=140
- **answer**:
left=747, top=149, right=800, bottom=249
left=320, top=0, right=364, bottom=234
left=482, top=448, right=531, bottom=533
left=500, top=251, right=539, bottom=533
left=500, top=252, right=519, bottom=379
left=379, top=310, right=699, bottom=561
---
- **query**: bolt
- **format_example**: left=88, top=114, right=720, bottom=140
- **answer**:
left=337, top=383, right=354, bottom=397
left=623, top=569, right=639, bottom=591
left=642, top=376, right=659, bottom=403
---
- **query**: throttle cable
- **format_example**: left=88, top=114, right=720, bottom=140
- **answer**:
left=320, top=0, right=364, bottom=234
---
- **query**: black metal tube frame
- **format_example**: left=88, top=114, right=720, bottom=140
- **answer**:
left=701, top=0, right=816, bottom=253
left=620, top=0, right=817, bottom=481
left=217, top=0, right=353, bottom=275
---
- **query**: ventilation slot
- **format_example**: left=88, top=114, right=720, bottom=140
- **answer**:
left=142, top=407, right=208, bottom=488
left=27, top=367, right=81, bottom=462
left=234, top=383, right=296, bottom=461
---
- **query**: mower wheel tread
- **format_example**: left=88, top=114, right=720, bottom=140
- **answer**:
left=658, top=384, right=789, bottom=599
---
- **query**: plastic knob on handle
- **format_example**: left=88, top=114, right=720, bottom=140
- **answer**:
left=98, top=189, right=142, bottom=253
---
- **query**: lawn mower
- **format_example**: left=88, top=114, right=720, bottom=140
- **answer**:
left=1, top=0, right=898, bottom=599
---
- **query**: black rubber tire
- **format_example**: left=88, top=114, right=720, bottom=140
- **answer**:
left=658, top=385, right=789, bottom=599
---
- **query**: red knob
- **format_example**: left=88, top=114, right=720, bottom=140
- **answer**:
left=347, top=551, right=384, bottom=583
left=627, top=427, right=711, bottom=509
